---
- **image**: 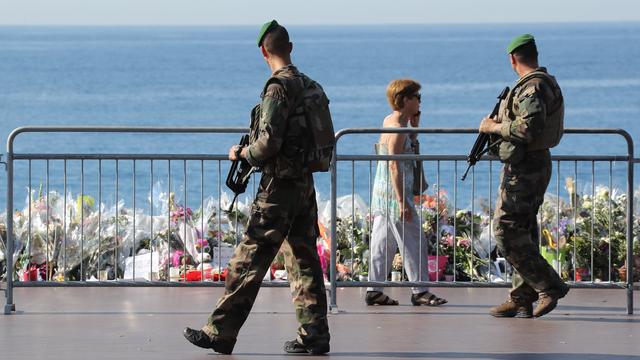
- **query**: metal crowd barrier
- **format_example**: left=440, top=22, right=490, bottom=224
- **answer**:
left=1, top=127, right=636, bottom=316
left=2, top=126, right=296, bottom=316
left=329, top=128, right=635, bottom=314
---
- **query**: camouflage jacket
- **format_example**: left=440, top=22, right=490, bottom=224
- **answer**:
left=497, top=67, right=564, bottom=152
left=246, top=64, right=308, bottom=178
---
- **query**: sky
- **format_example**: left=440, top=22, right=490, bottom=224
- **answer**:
left=0, top=0, right=639, bottom=26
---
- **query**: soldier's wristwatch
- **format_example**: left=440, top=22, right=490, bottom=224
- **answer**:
left=235, top=146, right=244, bottom=159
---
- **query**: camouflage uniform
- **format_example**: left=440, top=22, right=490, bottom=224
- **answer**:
left=203, top=64, right=330, bottom=348
left=493, top=67, right=568, bottom=302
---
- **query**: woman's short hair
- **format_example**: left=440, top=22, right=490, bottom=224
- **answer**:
left=386, top=79, right=421, bottom=111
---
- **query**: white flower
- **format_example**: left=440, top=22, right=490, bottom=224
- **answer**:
left=596, top=186, right=609, bottom=200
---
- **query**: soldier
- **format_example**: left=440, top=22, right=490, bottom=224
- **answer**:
left=479, top=34, right=570, bottom=318
left=183, top=20, right=330, bottom=354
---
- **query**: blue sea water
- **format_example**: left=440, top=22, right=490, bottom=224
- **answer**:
left=1, top=23, right=639, bottom=211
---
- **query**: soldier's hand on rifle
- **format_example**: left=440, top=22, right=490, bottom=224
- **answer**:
left=228, top=145, right=246, bottom=161
left=479, top=115, right=501, bottom=135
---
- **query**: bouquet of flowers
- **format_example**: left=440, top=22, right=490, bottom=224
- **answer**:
left=539, top=177, right=640, bottom=282
left=0, top=181, right=246, bottom=282
left=417, top=189, right=489, bottom=281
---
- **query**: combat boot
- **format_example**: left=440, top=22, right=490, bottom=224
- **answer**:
left=284, top=338, right=330, bottom=355
left=183, top=327, right=236, bottom=354
left=489, top=298, right=533, bottom=318
left=533, top=283, right=570, bottom=318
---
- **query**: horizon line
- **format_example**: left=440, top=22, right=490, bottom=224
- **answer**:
left=1, top=20, right=639, bottom=27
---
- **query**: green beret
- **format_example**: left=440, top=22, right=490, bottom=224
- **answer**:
left=506, top=34, right=535, bottom=54
left=257, top=20, right=279, bottom=47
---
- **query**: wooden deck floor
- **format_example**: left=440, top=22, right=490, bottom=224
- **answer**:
left=1, top=286, right=639, bottom=360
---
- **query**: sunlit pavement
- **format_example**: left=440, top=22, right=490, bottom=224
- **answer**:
left=1, top=286, right=639, bottom=360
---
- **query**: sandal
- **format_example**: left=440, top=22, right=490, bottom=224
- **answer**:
left=411, top=291, right=448, bottom=306
left=365, top=291, right=399, bottom=306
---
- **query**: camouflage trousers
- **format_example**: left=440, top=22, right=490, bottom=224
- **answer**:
left=203, top=173, right=329, bottom=347
left=493, top=150, right=566, bottom=301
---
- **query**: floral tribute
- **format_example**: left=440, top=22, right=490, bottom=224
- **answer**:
left=0, top=184, right=240, bottom=282
left=1, top=178, right=638, bottom=284
left=323, top=180, right=639, bottom=283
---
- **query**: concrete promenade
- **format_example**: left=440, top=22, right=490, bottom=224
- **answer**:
left=1, top=286, right=639, bottom=360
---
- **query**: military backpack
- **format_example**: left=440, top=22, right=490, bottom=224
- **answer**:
left=265, top=73, right=335, bottom=172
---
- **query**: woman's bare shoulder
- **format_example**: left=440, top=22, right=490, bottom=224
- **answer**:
left=380, top=115, right=400, bottom=143
left=382, top=114, right=402, bottom=128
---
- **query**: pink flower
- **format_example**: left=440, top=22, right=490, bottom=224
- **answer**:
left=171, top=250, right=185, bottom=267
left=170, top=206, right=193, bottom=222
left=442, top=234, right=454, bottom=247
left=317, top=242, right=328, bottom=275
left=457, top=238, right=471, bottom=249
left=195, top=238, right=210, bottom=252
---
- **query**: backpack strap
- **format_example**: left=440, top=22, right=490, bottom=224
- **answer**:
left=262, top=76, right=283, bottom=95
left=263, top=74, right=306, bottom=114
left=513, top=70, right=563, bottom=115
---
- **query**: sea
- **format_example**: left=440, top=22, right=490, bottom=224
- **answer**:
left=1, top=23, right=639, bottom=214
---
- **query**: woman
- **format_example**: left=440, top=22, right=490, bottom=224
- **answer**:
left=366, top=79, right=447, bottom=306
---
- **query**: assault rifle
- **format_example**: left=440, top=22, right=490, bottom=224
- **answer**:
left=461, top=86, right=510, bottom=181
left=225, top=134, right=255, bottom=213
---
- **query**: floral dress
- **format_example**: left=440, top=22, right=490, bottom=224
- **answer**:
left=371, top=135, right=415, bottom=222
left=368, top=133, right=429, bottom=295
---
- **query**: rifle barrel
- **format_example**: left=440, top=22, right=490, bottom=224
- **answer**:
left=461, top=86, right=510, bottom=181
